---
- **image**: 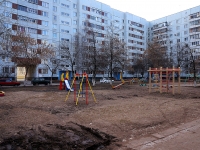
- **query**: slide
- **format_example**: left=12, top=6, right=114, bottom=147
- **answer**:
left=64, top=80, right=74, bottom=91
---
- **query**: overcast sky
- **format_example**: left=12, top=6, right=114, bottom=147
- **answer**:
left=97, top=0, right=200, bottom=21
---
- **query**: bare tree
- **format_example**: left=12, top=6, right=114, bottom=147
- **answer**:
left=171, top=42, right=188, bottom=68
left=81, top=21, right=106, bottom=85
left=59, top=33, right=83, bottom=78
left=43, top=46, right=61, bottom=84
left=144, top=39, right=170, bottom=68
left=182, top=43, right=200, bottom=86
left=12, top=31, right=54, bottom=83
left=0, top=1, right=14, bottom=78
left=132, top=56, right=146, bottom=78
left=167, top=41, right=200, bottom=86
left=103, top=22, right=127, bottom=78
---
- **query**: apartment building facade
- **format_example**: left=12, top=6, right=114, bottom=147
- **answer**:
left=0, top=0, right=199, bottom=80
left=0, top=0, right=147, bottom=80
left=148, top=5, right=200, bottom=75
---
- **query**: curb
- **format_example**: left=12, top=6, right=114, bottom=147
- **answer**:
left=124, top=118, right=200, bottom=149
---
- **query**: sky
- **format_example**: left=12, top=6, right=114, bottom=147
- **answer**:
left=97, top=0, right=200, bottom=21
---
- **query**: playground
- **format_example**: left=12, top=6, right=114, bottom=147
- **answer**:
left=0, top=82, right=200, bottom=149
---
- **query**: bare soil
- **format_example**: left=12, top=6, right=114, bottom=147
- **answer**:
left=0, top=82, right=200, bottom=149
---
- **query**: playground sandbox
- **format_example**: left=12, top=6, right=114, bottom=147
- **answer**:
left=0, top=82, right=200, bottom=149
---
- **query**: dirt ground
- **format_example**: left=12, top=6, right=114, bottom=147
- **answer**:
left=0, top=82, right=200, bottom=149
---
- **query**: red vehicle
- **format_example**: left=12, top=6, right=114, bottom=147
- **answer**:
left=0, top=79, right=20, bottom=86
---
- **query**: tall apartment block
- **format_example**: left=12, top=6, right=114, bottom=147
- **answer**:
left=149, top=6, right=200, bottom=74
left=0, top=0, right=200, bottom=80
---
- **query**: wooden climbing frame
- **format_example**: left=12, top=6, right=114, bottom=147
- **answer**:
left=148, top=67, right=181, bottom=95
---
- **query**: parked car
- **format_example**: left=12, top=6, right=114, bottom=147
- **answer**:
left=100, top=78, right=114, bottom=83
left=31, top=77, right=50, bottom=85
left=0, top=79, right=20, bottom=86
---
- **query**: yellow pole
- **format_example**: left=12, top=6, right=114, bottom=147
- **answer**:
left=76, top=75, right=85, bottom=105
left=65, top=76, right=76, bottom=101
left=65, top=71, right=69, bottom=79
left=120, top=72, right=125, bottom=83
left=87, top=79, right=97, bottom=103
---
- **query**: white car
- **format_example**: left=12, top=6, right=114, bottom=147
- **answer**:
left=100, top=78, right=114, bottom=83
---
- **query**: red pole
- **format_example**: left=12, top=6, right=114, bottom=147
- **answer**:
left=74, top=75, right=76, bottom=102
left=86, top=74, right=88, bottom=105
left=59, top=81, right=62, bottom=90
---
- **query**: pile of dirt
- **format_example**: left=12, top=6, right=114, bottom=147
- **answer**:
left=0, top=122, right=115, bottom=150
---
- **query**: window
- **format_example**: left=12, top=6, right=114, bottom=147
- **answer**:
left=104, top=20, right=108, bottom=24
left=2, top=57, right=11, bottom=62
left=17, top=15, right=37, bottom=24
left=53, top=6, right=57, bottom=12
left=91, top=8, right=96, bottom=12
left=184, top=17, right=188, bottom=22
left=177, top=39, right=180, bottom=43
left=42, top=2, right=49, bottom=8
left=4, top=12, right=11, bottom=18
left=73, top=12, right=77, bottom=17
left=176, top=26, right=180, bottom=30
left=73, top=28, right=77, bottom=33
left=61, top=3, right=69, bottom=8
left=3, top=67, right=9, bottom=73
left=27, top=8, right=37, bottom=14
left=176, top=19, right=180, bottom=24
left=18, top=26, right=26, bottom=32
left=53, top=24, right=57, bottom=29
left=3, top=1, right=12, bottom=7
left=28, top=28, right=37, bottom=34
left=40, top=69, right=48, bottom=74
left=184, top=24, right=188, bottom=28
left=61, top=38, right=69, bottom=42
left=24, top=0, right=38, bottom=4
left=42, top=11, right=48, bottom=17
left=53, top=15, right=57, bottom=21
left=73, top=20, right=77, bottom=25
left=82, top=5, right=90, bottom=11
left=4, top=23, right=12, bottom=29
left=73, top=4, right=77, bottom=9
left=184, top=37, right=188, bottom=41
left=53, top=0, right=57, bottom=3
left=61, top=12, right=69, bottom=17
left=53, top=32, right=57, bottom=38
left=177, top=32, right=180, bottom=36
left=18, top=5, right=27, bottom=12
left=184, top=31, right=188, bottom=35
left=61, top=21, right=69, bottom=25
left=42, top=30, right=48, bottom=35
left=42, top=21, right=48, bottom=26
left=61, top=29, right=69, bottom=34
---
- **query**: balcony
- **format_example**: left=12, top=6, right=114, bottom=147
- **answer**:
left=152, top=22, right=168, bottom=30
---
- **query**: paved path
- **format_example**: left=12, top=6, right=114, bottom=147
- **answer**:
left=122, top=119, right=200, bottom=150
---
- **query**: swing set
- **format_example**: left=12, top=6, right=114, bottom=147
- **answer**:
left=65, top=73, right=97, bottom=105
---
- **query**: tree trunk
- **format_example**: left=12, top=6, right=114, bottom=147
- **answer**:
left=24, top=67, right=29, bottom=86
left=51, top=71, right=53, bottom=85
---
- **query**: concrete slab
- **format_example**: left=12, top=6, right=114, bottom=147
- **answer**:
left=125, top=136, right=156, bottom=148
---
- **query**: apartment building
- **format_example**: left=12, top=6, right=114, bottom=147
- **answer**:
left=0, top=0, right=147, bottom=80
left=0, top=0, right=199, bottom=80
left=148, top=6, right=200, bottom=74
